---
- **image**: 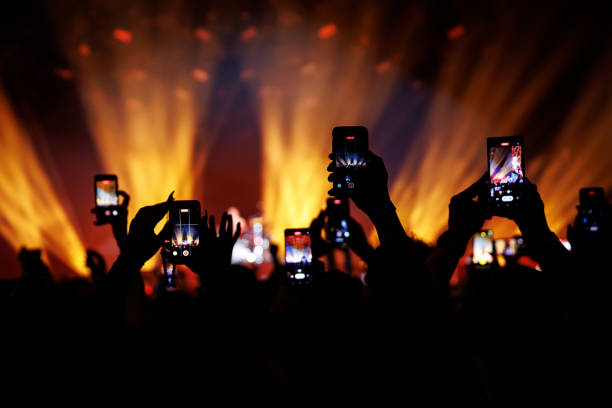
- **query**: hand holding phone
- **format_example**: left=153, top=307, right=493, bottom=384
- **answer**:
left=325, top=197, right=350, bottom=245
left=487, top=136, right=525, bottom=210
left=284, top=228, right=313, bottom=285
left=92, top=174, right=119, bottom=224
left=330, top=126, right=368, bottom=196
left=163, top=200, right=201, bottom=265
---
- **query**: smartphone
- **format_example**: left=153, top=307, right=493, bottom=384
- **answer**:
left=164, top=200, right=201, bottom=264
left=577, top=187, right=607, bottom=232
left=487, top=136, right=525, bottom=208
left=326, top=198, right=350, bottom=244
left=472, top=230, right=495, bottom=268
left=94, top=174, right=119, bottom=218
left=284, top=228, right=312, bottom=284
left=332, top=126, right=368, bottom=196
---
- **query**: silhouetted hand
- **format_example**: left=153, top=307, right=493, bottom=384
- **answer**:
left=122, top=193, right=174, bottom=268
left=446, top=172, right=489, bottom=244
left=310, top=210, right=333, bottom=259
left=187, top=211, right=241, bottom=278
left=502, top=178, right=549, bottom=238
left=328, top=151, right=393, bottom=219
left=86, top=249, right=106, bottom=284
left=91, top=190, right=130, bottom=251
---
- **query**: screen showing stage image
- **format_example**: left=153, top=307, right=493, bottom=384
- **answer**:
left=285, top=232, right=312, bottom=264
left=172, top=209, right=199, bottom=247
left=489, top=144, right=523, bottom=185
left=335, top=136, right=366, bottom=169
left=96, top=180, right=118, bottom=206
left=473, top=235, right=494, bottom=265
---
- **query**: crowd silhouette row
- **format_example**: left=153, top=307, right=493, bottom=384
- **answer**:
left=2, top=133, right=610, bottom=403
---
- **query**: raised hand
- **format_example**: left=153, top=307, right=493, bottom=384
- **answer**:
left=122, top=193, right=174, bottom=269
left=328, top=151, right=393, bottom=219
left=445, top=171, right=489, bottom=245
left=187, top=211, right=241, bottom=279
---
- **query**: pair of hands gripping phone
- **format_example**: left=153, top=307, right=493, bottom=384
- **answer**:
left=102, top=192, right=240, bottom=288
left=431, top=171, right=572, bottom=283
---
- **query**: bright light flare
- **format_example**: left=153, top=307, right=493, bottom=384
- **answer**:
left=61, top=11, right=221, bottom=270
left=0, top=90, right=87, bottom=276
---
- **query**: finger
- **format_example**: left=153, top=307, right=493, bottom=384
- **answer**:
left=167, top=191, right=175, bottom=202
left=219, top=213, right=228, bottom=236
left=327, top=162, right=335, bottom=172
left=155, top=220, right=173, bottom=246
left=117, top=191, right=130, bottom=208
left=328, top=153, right=335, bottom=160
left=453, top=171, right=489, bottom=202
left=226, top=214, right=234, bottom=236
left=139, top=201, right=171, bottom=225
left=328, top=173, right=334, bottom=182
left=93, top=220, right=104, bottom=226
left=201, top=209, right=208, bottom=230
left=233, top=222, right=241, bottom=242
left=90, top=208, right=97, bottom=214
left=208, top=215, right=216, bottom=235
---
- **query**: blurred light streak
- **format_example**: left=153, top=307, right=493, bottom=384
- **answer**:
left=60, top=8, right=220, bottom=270
left=244, top=10, right=403, bottom=249
left=529, top=55, right=612, bottom=236
left=390, top=29, right=574, bottom=243
left=0, top=89, right=87, bottom=276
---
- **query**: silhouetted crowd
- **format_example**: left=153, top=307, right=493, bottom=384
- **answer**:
left=1, top=146, right=611, bottom=404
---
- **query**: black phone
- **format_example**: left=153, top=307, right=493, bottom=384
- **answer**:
left=332, top=126, right=368, bottom=196
left=164, top=200, right=201, bottom=264
left=472, top=230, right=495, bottom=269
left=326, top=197, right=350, bottom=244
left=94, top=174, right=119, bottom=220
left=284, top=228, right=312, bottom=285
left=577, top=187, right=607, bottom=233
left=487, top=136, right=525, bottom=209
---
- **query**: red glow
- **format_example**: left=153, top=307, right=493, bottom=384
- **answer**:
left=113, top=28, right=133, bottom=44
left=376, top=60, right=392, bottom=74
left=54, top=68, right=73, bottom=80
left=194, top=27, right=212, bottom=42
left=144, top=283, right=153, bottom=296
left=240, top=26, right=258, bottom=41
left=78, top=43, right=91, bottom=56
left=589, top=190, right=596, bottom=195
left=346, top=136, right=355, bottom=140
left=318, top=23, right=337, bottom=39
left=294, top=231, right=301, bottom=236
left=334, top=199, right=341, bottom=205
left=501, top=142, right=510, bottom=146
left=192, top=68, right=209, bottom=83
left=447, top=25, right=465, bottom=40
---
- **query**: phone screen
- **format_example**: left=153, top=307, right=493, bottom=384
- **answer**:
left=285, top=229, right=312, bottom=282
left=473, top=230, right=494, bottom=266
left=326, top=198, right=350, bottom=243
left=332, top=126, right=368, bottom=195
left=578, top=188, right=606, bottom=232
left=168, top=202, right=200, bottom=260
left=488, top=137, right=524, bottom=207
left=95, top=178, right=118, bottom=207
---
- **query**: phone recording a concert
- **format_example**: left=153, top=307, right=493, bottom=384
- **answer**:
left=94, top=174, right=119, bottom=221
left=326, top=197, right=350, bottom=244
left=487, top=136, right=525, bottom=209
left=284, top=228, right=312, bottom=285
left=332, top=126, right=368, bottom=197
left=164, top=200, right=201, bottom=264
